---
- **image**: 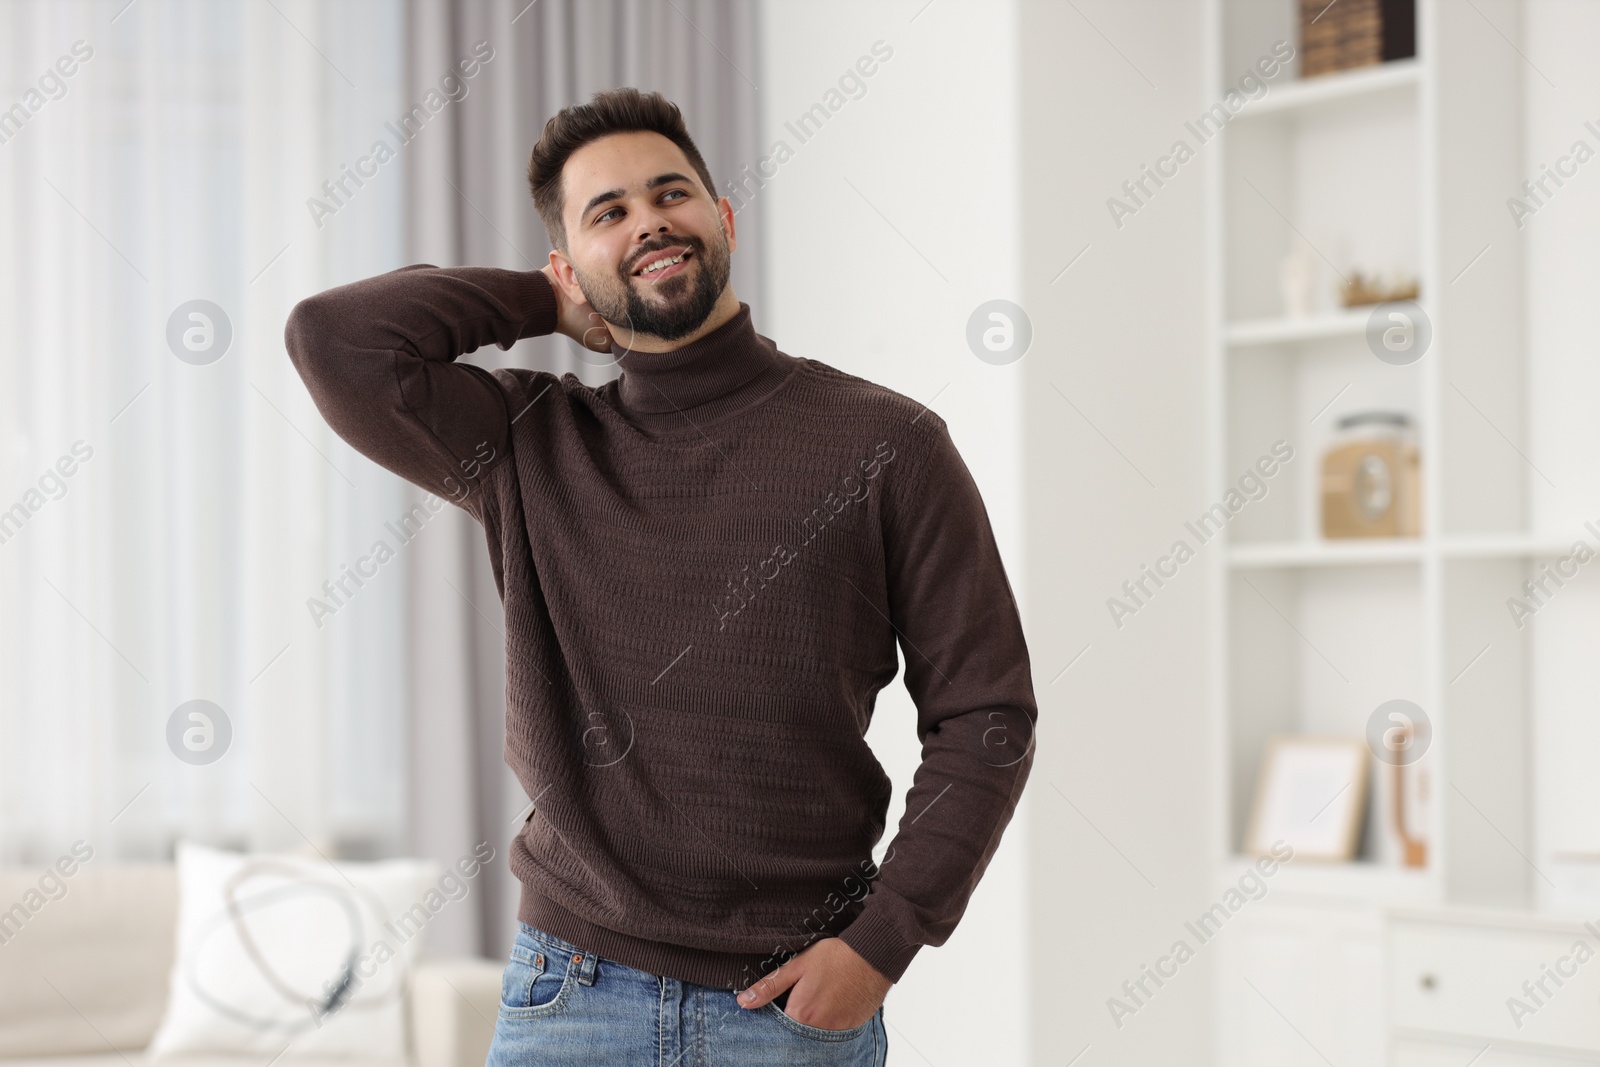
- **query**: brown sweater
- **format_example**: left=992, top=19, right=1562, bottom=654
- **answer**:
left=283, top=265, right=1037, bottom=990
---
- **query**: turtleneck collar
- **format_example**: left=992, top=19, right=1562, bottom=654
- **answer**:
left=607, top=303, right=795, bottom=431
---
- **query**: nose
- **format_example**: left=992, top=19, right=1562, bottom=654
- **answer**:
left=634, top=203, right=672, bottom=241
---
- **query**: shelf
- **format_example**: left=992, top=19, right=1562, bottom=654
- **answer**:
left=1225, top=309, right=1371, bottom=347
left=1228, top=535, right=1588, bottom=568
left=1229, top=539, right=1423, bottom=568
left=1440, top=534, right=1586, bottom=559
left=1238, top=58, right=1422, bottom=121
left=1221, top=854, right=1437, bottom=904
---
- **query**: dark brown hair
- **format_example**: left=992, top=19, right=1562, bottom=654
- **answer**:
left=527, top=88, right=718, bottom=251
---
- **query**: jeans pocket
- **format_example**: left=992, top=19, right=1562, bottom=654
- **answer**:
left=498, top=932, right=577, bottom=1018
left=764, top=1001, right=874, bottom=1042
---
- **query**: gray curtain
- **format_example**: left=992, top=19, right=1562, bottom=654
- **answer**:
left=401, top=0, right=764, bottom=959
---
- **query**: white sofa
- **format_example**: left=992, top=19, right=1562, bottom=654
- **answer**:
left=0, top=864, right=504, bottom=1067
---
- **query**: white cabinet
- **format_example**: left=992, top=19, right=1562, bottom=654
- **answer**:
left=1214, top=903, right=1600, bottom=1065
left=1389, top=912, right=1600, bottom=1060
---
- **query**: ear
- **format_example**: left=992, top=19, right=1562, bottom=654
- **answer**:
left=546, top=248, right=584, bottom=304
left=716, top=195, right=737, bottom=255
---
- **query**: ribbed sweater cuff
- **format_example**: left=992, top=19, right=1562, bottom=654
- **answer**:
left=836, top=901, right=922, bottom=985
left=514, top=267, right=560, bottom=339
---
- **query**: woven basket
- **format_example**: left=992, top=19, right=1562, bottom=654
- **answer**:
left=1299, top=0, right=1416, bottom=78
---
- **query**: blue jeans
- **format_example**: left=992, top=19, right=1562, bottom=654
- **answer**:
left=484, top=922, right=889, bottom=1066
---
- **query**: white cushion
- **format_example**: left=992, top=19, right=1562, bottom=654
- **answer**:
left=145, top=841, right=439, bottom=1062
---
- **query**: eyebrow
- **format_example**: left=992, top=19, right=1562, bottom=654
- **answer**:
left=579, top=172, right=696, bottom=222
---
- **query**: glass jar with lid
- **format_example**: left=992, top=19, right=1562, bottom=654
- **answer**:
left=1320, top=411, right=1420, bottom=538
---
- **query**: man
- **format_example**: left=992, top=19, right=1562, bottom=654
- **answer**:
left=285, top=87, right=1036, bottom=1065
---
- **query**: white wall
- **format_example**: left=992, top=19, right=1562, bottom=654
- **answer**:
left=756, top=1, right=1028, bottom=1063
left=1524, top=0, right=1600, bottom=530
left=1520, top=0, right=1600, bottom=909
left=1018, top=1, right=1212, bottom=1064
left=758, top=2, right=1213, bottom=1064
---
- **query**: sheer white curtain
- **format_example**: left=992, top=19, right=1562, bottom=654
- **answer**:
left=0, top=0, right=410, bottom=865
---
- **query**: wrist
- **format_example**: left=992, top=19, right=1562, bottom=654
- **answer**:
left=535, top=266, right=584, bottom=346
left=537, top=265, right=562, bottom=315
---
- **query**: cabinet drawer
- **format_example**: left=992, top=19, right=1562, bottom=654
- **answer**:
left=1390, top=921, right=1600, bottom=1052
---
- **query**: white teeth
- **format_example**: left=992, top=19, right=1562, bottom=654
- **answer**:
left=639, top=254, right=683, bottom=275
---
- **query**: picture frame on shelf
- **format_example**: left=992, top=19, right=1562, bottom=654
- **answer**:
left=1245, top=735, right=1370, bottom=861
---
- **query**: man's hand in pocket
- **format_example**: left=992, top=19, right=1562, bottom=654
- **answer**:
left=735, top=936, right=891, bottom=1031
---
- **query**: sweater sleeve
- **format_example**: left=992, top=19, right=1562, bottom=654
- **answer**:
left=283, top=264, right=559, bottom=517
left=835, top=418, right=1039, bottom=984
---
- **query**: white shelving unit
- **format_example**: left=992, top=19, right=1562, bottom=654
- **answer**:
left=1207, top=0, right=1451, bottom=905
left=1202, top=2, right=1600, bottom=1064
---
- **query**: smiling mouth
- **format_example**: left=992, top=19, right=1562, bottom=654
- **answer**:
left=633, top=247, right=693, bottom=283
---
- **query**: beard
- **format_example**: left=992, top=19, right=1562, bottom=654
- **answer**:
left=572, top=227, right=732, bottom=343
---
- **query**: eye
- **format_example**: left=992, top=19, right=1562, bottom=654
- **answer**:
left=593, top=187, right=688, bottom=226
